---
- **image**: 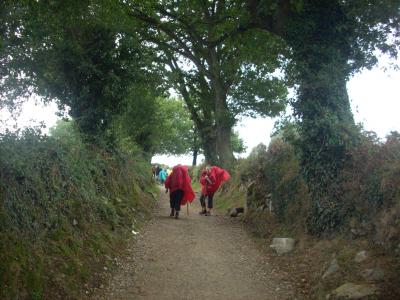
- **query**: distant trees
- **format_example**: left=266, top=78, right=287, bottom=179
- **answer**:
left=115, top=95, right=245, bottom=164
left=114, top=96, right=193, bottom=160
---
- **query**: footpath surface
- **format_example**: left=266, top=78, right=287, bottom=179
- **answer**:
left=92, top=190, right=296, bottom=300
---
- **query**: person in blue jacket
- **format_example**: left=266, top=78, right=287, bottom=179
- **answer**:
left=158, top=168, right=168, bottom=184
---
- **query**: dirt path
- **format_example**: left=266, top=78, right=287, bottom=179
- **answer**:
left=93, top=190, right=296, bottom=300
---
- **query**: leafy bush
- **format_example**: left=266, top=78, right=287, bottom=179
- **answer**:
left=0, top=122, right=155, bottom=299
left=221, top=128, right=400, bottom=244
left=339, top=131, right=400, bottom=247
left=216, top=139, right=309, bottom=235
left=238, top=140, right=309, bottom=224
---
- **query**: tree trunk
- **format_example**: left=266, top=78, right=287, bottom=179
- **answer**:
left=172, top=67, right=220, bottom=167
left=216, top=123, right=235, bottom=170
left=250, top=0, right=359, bottom=234
left=214, top=87, right=235, bottom=170
left=296, top=64, right=357, bottom=235
left=192, top=133, right=199, bottom=166
left=283, top=2, right=358, bottom=235
left=192, top=148, right=198, bottom=166
left=200, top=127, right=218, bottom=165
left=209, top=49, right=235, bottom=170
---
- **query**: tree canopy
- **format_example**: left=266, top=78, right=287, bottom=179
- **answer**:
left=121, top=0, right=289, bottom=168
left=1, top=1, right=164, bottom=143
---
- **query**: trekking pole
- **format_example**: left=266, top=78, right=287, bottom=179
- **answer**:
left=187, top=203, right=189, bottom=215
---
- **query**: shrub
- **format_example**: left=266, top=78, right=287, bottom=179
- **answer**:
left=247, top=140, right=308, bottom=223
left=0, top=123, right=155, bottom=299
left=222, top=129, right=400, bottom=244
left=338, top=131, right=400, bottom=247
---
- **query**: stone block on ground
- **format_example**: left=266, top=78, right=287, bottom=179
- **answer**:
left=322, top=258, right=340, bottom=280
left=360, top=267, right=385, bottom=282
left=354, top=250, right=369, bottom=263
left=327, top=283, right=378, bottom=299
left=229, top=207, right=244, bottom=217
left=270, top=238, right=295, bottom=255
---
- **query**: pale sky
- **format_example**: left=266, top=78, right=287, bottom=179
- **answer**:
left=154, top=61, right=400, bottom=166
left=1, top=59, right=399, bottom=167
left=0, top=98, right=60, bottom=134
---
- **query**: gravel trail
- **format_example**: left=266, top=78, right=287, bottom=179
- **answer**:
left=93, top=190, right=295, bottom=300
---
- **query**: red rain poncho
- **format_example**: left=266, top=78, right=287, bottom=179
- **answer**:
left=199, top=170, right=209, bottom=196
left=165, top=164, right=195, bottom=205
left=200, top=166, right=230, bottom=195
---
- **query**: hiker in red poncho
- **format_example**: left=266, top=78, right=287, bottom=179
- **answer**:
left=165, top=164, right=195, bottom=219
left=199, top=165, right=230, bottom=216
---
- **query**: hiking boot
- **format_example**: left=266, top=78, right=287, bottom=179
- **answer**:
left=170, top=209, right=175, bottom=217
left=199, top=209, right=206, bottom=215
left=175, top=211, right=179, bottom=219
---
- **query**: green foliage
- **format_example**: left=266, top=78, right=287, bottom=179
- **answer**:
left=0, top=123, right=156, bottom=299
left=342, top=131, right=400, bottom=216
left=216, top=137, right=309, bottom=237
left=1, top=1, right=164, bottom=142
left=272, top=115, right=301, bottom=147
left=241, top=139, right=309, bottom=222
left=2, top=0, right=399, bottom=239
left=250, top=0, right=400, bottom=234
left=231, top=130, right=247, bottom=154
left=2, top=0, right=289, bottom=167
left=114, top=96, right=195, bottom=159
left=151, top=97, right=194, bottom=156
left=220, top=126, right=400, bottom=243
left=114, top=95, right=246, bottom=161
left=123, top=0, right=288, bottom=166
left=305, top=129, right=400, bottom=236
left=279, top=2, right=362, bottom=234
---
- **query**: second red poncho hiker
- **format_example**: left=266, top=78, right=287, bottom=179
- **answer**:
left=199, top=165, right=230, bottom=216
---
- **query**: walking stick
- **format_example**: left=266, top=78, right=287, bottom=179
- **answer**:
left=187, top=203, right=189, bottom=215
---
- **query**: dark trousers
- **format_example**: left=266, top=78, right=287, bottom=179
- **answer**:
left=200, top=193, right=214, bottom=209
left=170, top=189, right=184, bottom=211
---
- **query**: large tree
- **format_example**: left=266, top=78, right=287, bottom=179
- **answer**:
left=1, top=1, right=163, bottom=144
left=121, top=0, right=288, bottom=169
left=246, top=0, right=400, bottom=233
